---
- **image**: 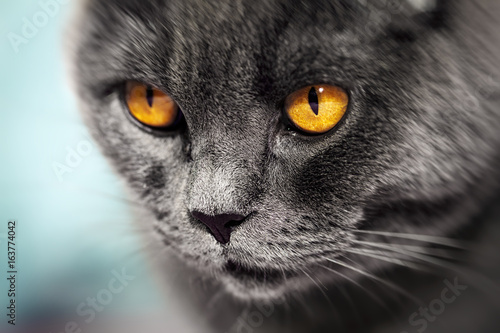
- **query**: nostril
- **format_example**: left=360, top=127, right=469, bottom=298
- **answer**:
left=191, top=211, right=247, bottom=244
left=224, top=217, right=245, bottom=228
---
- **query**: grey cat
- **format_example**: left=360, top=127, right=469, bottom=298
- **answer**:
left=70, top=0, right=500, bottom=332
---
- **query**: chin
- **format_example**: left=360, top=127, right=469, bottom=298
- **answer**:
left=215, top=257, right=333, bottom=301
left=219, top=273, right=293, bottom=301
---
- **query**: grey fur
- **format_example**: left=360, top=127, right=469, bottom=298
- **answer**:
left=71, top=0, right=500, bottom=332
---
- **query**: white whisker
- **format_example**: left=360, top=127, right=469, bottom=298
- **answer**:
left=345, top=248, right=432, bottom=272
left=300, top=267, right=339, bottom=321
left=316, top=263, right=398, bottom=319
left=355, top=239, right=500, bottom=302
left=335, top=284, right=362, bottom=324
left=352, top=230, right=468, bottom=249
left=322, top=257, right=424, bottom=306
left=353, top=239, right=464, bottom=261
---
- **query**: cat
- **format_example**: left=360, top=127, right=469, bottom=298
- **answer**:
left=70, top=0, right=500, bottom=332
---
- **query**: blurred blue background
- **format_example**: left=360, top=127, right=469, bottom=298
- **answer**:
left=0, top=1, right=168, bottom=332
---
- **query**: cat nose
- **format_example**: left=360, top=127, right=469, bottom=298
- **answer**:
left=191, top=211, right=247, bottom=244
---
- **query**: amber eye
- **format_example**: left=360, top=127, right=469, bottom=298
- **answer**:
left=125, top=81, right=181, bottom=129
left=284, top=85, right=349, bottom=134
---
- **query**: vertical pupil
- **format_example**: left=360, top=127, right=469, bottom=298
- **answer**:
left=146, top=86, right=154, bottom=107
left=308, top=87, right=319, bottom=115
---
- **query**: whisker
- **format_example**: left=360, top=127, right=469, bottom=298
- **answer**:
left=356, top=241, right=468, bottom=274
left=279, top=264, right=289, bottom=286
left=206, top=288, right=224, bottom=315
left=282, top=297, right=293, bottom=333
left=56, top=182, right=150, bottom=210
left=300, top=267, right=338, bottom=318
left=355, top=240, right=462, bottom=270
left=355, top=240, right=500, bottom=303
left=316, top=263, right=399, bottom=320
left=353, top=240, right=464, bottom=261
left=119, top=236, right=165, bottom=267
left=352, top=230, right=468, bottom=249
left=345, top=248, right=432, bottom=273
left=393, top=244, right=464, bottom=260
left=322, top=257, right=424, bottom=306
left=290, top=289, right=316, bottom=321
left=335, top=284, right=362, bottom=326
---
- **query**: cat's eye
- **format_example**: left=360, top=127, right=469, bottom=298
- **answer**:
left=284, top=85, right=349, bottom=134
left=125, top=81, right=183, bottom=130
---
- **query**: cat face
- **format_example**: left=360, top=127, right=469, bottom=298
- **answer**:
left=73, top=0, right=500, bottom=298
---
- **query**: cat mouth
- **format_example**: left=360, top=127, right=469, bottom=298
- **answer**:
left=223, top=259, right=297, bottom=285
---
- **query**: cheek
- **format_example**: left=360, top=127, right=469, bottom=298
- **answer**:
left=90, top=99, right=192, bottom=212
left=144, top=164, right=167, bottom=189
